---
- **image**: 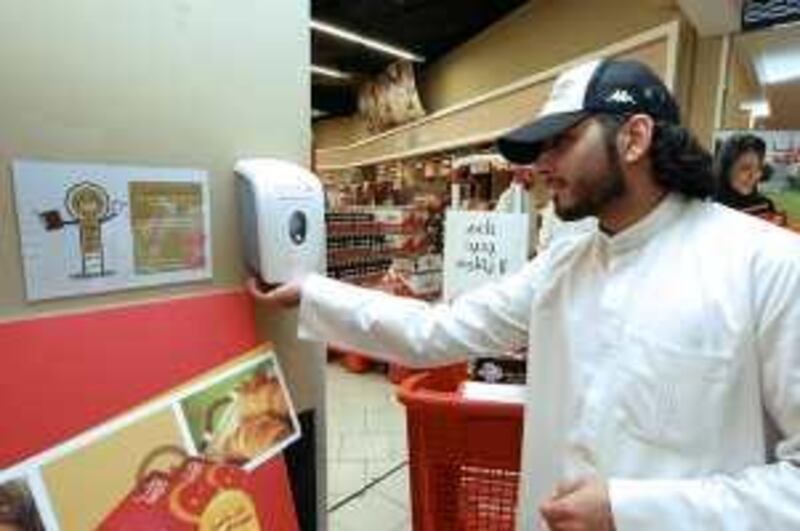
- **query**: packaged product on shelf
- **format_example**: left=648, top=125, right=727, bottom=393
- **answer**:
left=423, top=159, right=438, bottom=179
left=440, top=157, right=453, bottom=178
left=374, top=180, right=393, bottom=204
left=412, top=209, right=429, bottom=229
left=393, top=253, right=441, bottom=275
left=417, top=253, right=443, bottom=272
left=404, top=271, right=441, bottom=298
left=386, top=233, right=428, bottom=254
left=373, top=208, right=403, bottom=229
left=393, top=253, right=442, bottom=273
left=470, top=356, right=527, bottom=385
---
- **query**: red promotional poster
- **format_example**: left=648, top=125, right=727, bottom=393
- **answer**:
left=0, top=335, right=299, bottom=531
left=100, top=447, right=265, bottom=530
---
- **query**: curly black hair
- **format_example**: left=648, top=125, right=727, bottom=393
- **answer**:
left=597, top=114, right=714, bottom=199
left=650, top=121, right=715, bottom=199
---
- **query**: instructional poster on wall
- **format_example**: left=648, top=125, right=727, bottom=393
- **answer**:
left=0, top=345, right=301, bottom=530
left=443, top=210, right=529, bottom=301
left=12, top=160, right=212, bottom=301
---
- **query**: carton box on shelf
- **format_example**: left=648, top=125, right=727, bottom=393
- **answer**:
left=393, top=253, right=443, bottom=275
left=403, top=271, right=442, bottom=297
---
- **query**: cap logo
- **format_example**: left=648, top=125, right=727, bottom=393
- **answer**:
left=606, top=89, right=636, bottom=105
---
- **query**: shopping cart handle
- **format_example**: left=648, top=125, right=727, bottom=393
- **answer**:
left=397, top=371, right=523, bottom=419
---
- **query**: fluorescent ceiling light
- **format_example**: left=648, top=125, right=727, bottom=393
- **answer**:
left=754, top=48, right=800, bottom=84
left=311, top=64, right=352, bottom=80
left=312, top=109, right=328, bottom=119
left=740, top=99, right=771, bottom=118
left=311, top=19, right=424, bottom=63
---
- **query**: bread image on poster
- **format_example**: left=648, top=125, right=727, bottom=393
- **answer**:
left=178, top=354, right=301, bottom=471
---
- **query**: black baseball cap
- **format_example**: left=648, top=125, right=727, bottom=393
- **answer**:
left=497, top=58, right=681, bottom=164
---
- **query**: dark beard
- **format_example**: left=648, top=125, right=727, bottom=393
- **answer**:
left=555, top=129, right=627, bottom=221
left=555, top=168, right=625, bottom=221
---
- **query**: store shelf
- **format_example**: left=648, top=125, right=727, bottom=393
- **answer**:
left=315, top=22, right=678, bottom=171
left=327, top=247, right=393, bottom=262
left=325, top=205, right=443, bottom=296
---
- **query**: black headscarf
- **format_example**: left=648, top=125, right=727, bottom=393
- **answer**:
left=713, top=134, right=775, bottom=213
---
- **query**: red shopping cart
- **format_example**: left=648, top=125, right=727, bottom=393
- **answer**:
left=397, top=368, right=524, bottom=530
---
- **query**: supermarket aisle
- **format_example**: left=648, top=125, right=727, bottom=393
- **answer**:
left=326, top=361, right=412, bottom=531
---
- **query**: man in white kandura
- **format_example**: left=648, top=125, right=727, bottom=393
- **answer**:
left=249, top=59, right=800, bottom=531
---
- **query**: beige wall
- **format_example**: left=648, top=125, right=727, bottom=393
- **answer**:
left=761, top=82, right=800, bottom=130
left=420, top=0, right=678, bottom=111
left=732, top=25, right=800, bottom=131
left=314, top=115, right=369, bottom=151
left=723, top=46, right=761, bottom=130
left=314, top=0, right=680, bottom=149
left=0, top=0, right=310, bottom=318
left=685, top=34, right=724, bottom=148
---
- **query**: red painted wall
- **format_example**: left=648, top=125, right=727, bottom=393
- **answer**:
left=0, top=290, right=256, bottom=467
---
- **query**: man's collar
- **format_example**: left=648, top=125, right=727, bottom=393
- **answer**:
left=597, top=193, right=687, bottom=254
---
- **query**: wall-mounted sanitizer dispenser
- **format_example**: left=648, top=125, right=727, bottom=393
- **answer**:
left=235, top=158, right=325, bottom=284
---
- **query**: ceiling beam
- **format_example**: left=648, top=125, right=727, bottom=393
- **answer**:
left=311, top=19, right=425, bottom=62
left=677, top=0, right=742, bottom=36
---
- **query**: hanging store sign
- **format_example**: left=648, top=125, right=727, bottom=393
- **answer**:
left=742, top=0, right=800, bottom=31
left=443, top=210, right=529, bottom=301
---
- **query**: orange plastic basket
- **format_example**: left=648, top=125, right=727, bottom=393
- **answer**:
left=397, top=369, right=523, bottom=530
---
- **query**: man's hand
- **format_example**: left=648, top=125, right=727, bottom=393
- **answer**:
left=539, top=476, right=616, bottom=531
left=245, top=277, right=302, bottom=309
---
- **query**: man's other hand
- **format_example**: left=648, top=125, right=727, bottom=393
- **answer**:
left=539, top=476, right=615, bottom=531
left=245, top=277, right=302, bottom=309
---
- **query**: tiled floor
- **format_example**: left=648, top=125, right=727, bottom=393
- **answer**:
left=326, top=361, right=412, bottom=531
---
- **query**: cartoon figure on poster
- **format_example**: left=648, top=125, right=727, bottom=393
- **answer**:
left=38, top=180, right=126, bottom=278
